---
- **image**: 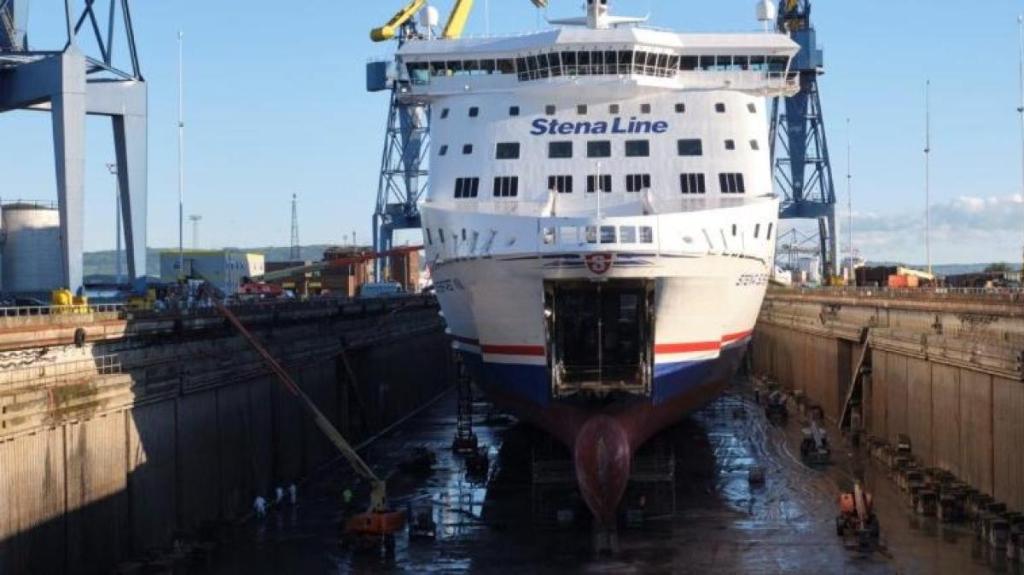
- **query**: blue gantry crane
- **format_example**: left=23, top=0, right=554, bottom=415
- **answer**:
left=769, top=0, right=838, bottom=281
left=368, top=0, right=546, bottom=281
left=0, top=0, right=148, bottom=293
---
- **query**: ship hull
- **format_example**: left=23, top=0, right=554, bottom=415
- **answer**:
left=459, top=340, right=747, bottom=525
left=423, top=199, right=776, bottom=524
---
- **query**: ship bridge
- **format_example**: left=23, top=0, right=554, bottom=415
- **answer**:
left=397, top=28, right=799, bottom=99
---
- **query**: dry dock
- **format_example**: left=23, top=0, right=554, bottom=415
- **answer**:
left=0, top=296, right=450, bottom=574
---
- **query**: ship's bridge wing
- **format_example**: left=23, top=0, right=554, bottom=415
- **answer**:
left=396, top=28, right=799, bottom=98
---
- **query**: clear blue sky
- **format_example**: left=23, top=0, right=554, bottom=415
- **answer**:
left=2, top=0, right=1023, bottom=264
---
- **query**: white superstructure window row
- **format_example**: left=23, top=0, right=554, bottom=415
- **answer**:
left=405, top=51, right=790, bottom=86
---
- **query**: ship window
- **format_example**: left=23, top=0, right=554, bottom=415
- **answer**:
left=497, top=59, right=515, bottom=74
left=609, top=104, right=620, bottom=114
left=767, top=223, right=774, bottom=240
left=750, top=140, right=760, bottom=151
left=634, top=51, right=648, bottom=74
left=719, top=173, right=746, bottom=194
left=604, top=51, right=617, bottom=74
left=430, top=62, right=446, bottom=76
left=549, top=52, right=563, bottom=77
left=640, top=103, right=652, bottom=114
left=462, top=144, right=474, bottom=155
left=537, top=53, right=550, bottom=79
left=750, top=55, right=767, bottom=71
left=493, top=176, right=519, bottom=198
left=677, top=139, right=703, bottom=157
left=715, top=55, right=731, bottom=71
left=496, top=142, right=521, bottom=160
left=464, top=60, right=480, bottom=74
left=543, top=227, right=556, bottom=245
left=639, top=226, right=654, bottom=244
left=617, top=50, right=633, bottom=74
left=667, top=55, right=680, bottom=73
left=526, top=55, right=539, bottom=79
left=620, top=226, right=637, bottom=243
left=549, top=141, right=573, bottom=159
left=680, top=173, right=706, bottom=194
left=447, top=61, right=463, bottom=74
left=426, top=228, right=433, bottom=245
left=509, top=106, right=520, bottom=117
left=735, top=56, right=750, bottom=70
left=769, top=56, right=788, bottom=73
left=754, top=223, right=761, bottom=238
left=645, top=51, right=658, bottom=74
left=440, top=108, right=450, bottom=119
left=562, top=51, right=577, bottom=75
left=715, top=103, right=726, bottom=113
left=625, top=140, right=650, bottom=157
left=439, top=145, right=448, bottom=156
left=461, top=228, right=467, bottom=241
left=725, top=139, right=736, bottom=151
left=577, top=104, right=588, bottom=115
left=681, top=56, right=698, bottom=71
left=587, top=140, right=612, bottom=158
left=585, top=226, right=598, bottom=244
left=439, top=229, right=446, bottom=243
left=454, top=177, right=480, bottom=199
left=675, top=103, right=686, bottom=113
left=546, top=104, right=556, bottom=115
left=516, top=57, right=527, bottom=80
left=625, top=173, right=652, bottom=193
left=699, top=55, right=716, bottom=70
left=587, top=174, right=613, bottom=193
left=407, top=62, right=430, bottom=85
left=747, top=102, right=758, bottom=114
left=480, top=59, right=496, bottom=74
left=656, top=53, right=669, bottom=75
left=548, top=175, right=573, bottom=194
left=469, top=106, right=479, bottom=118
left=577, top=51, right=591, bottom=75
left=732, top=224, right=738, bottom=236
left=590, top=51, right=605, bottom=74
left=600, top=226, right=617, bottom=244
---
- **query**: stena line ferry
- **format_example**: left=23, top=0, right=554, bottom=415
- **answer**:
left=406, top=0, right=799, bottom=529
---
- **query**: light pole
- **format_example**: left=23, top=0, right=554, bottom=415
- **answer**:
left=1017, top=15, right=1024, bottom=278
left=846, top=118, right=853, bottom=282
left=924, top=80, right=932, bottom=277
left=105, top=163, right=123, bottom=284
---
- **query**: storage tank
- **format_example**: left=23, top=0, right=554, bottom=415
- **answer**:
left=1, top=202, right=63, bottom=295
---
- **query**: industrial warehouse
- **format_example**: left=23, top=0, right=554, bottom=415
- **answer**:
left=1, top=1, right=1023, bottom=574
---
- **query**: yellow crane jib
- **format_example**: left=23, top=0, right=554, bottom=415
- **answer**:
left=371, top=0, right=427, bottom=42
left=443, top=0, right=549, bottom=40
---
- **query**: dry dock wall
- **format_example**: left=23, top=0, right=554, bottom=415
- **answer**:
left=754, top=289, right=1024, bottom=512
left=0, top=297, right=450, bottom=574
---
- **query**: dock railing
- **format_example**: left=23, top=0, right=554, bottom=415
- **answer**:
left=774, top=286, right=1024, bottom=303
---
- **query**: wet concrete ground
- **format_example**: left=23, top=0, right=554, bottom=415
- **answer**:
left=198, top=380, right=1021, bottom=574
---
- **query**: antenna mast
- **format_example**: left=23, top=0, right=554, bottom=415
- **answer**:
left=178, top=30, right=186, bottom=280
left=290, top=193, right=301, bottom=260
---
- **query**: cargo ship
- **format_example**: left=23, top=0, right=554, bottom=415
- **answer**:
left=411, top=1, right=798, bottom=525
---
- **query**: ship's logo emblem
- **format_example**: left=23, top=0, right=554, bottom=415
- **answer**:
left=585, top=254, right=614, bottom=275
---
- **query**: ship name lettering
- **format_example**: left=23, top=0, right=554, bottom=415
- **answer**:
left=530, top=118, right=669, bottom=136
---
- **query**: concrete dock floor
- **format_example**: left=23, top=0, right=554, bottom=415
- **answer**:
left=196, top=380, right=1014, bottom=574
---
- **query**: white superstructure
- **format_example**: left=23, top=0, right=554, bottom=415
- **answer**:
left=407, top=3, right=798, bottom=401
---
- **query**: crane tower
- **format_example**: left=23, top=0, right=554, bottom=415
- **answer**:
left=769, top=0, right=838, bottom=281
